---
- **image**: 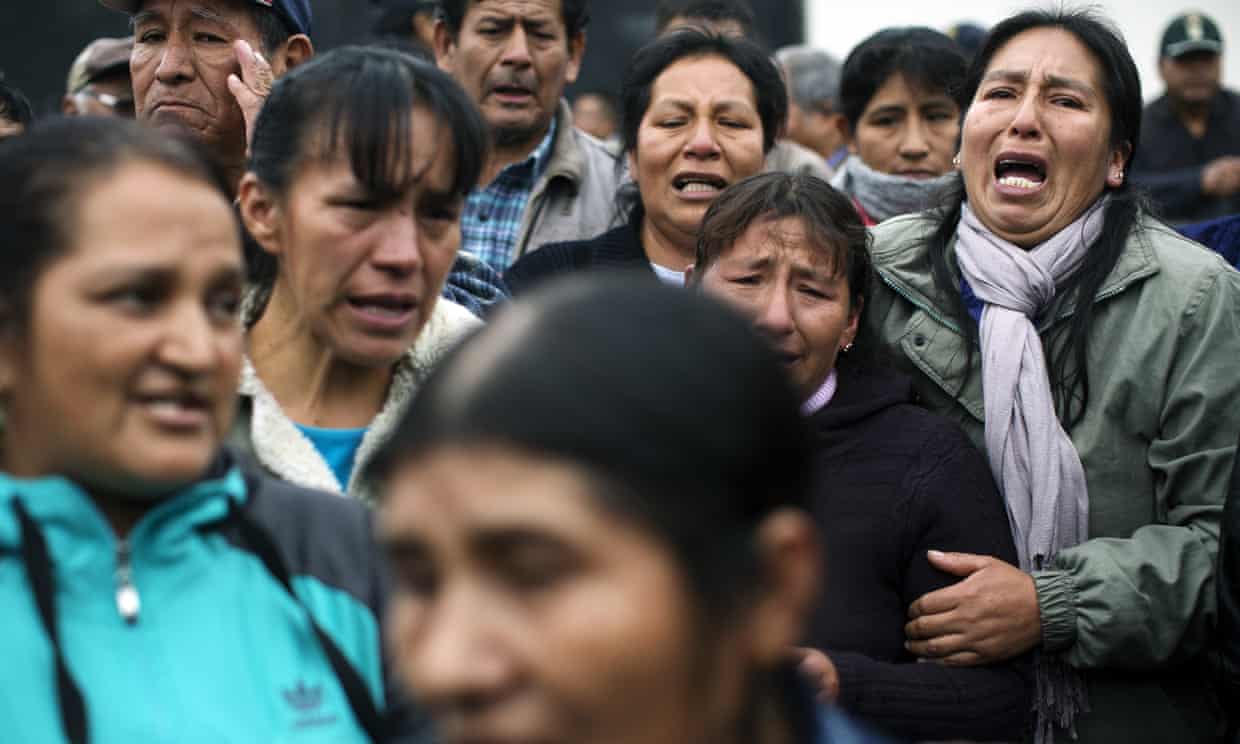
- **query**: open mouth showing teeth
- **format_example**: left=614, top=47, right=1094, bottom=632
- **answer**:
left=138, top=393, right=209, bottom=411
left=673, top=174, right=728, bottom=193
left=348, top=298, right=415, bottom=318
left=995, top=158, right=1047, bottom=190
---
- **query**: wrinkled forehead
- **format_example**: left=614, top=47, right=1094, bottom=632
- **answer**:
left=720, top=216, right=844, bottom=275
left=464, top=0, right=566, bottom=26
left=134, top=0, right=254, bottom=24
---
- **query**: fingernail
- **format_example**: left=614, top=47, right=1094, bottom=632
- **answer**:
left=928, top=549, right=944, bottom=559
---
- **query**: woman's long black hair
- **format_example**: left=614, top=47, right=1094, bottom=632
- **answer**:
left=923, top=8, right=1145, bottom=428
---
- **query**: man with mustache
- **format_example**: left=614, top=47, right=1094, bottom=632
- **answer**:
left=100, top=0, right=314, bottom=196
left=434, top=0, right=622, bottom=271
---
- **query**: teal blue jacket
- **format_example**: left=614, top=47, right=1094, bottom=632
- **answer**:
left=0, top=455, right=424, bottom=743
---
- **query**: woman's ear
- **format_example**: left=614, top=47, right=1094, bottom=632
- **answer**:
left=842, top=296, right=864, bottom=349
left=237, top=173, right=284, bottom=258
left=627, top=149, right=639, bottom=187
left=1106, top=142, right=1132, bottom=188
left=0, top=312, right=18, bottom=398
left=746, top=509, right=822, bottom=664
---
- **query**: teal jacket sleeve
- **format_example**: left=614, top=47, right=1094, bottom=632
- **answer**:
left=1034, top=265, right=1240, bottom=670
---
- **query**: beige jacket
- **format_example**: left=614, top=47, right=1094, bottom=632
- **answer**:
left=510, top=99, right=626, bottom=263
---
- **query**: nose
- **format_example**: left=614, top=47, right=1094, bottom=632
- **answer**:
left=399, top=587, right=516, bottom=712
left=370, top=212, right=424, bottom=277
left=500, top=24, right=533, bottom=68
left=898, top=118, right=930, bottom=161
left=158, top=301, right=222, bottom=375
left=684, top=118, right=721, bottom=159
left=1007, top=92, right=1042, bottom=139
left=753, top=284, right=794, bottom=339
left=154, top=35, right=196, bottom=85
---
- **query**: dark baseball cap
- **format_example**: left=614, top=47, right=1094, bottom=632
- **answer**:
left=99, top=0, right=312, bottom=37
left=1160, top=12, right=1223, bottom=59
left=66, top=36, right=133, bottom=94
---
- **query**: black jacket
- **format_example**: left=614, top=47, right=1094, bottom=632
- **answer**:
left=504, top=206, right=655, bottom=296
left=1129, top=89, right=1240, bottom=224
left=805, top=363, right=1032, bottom=741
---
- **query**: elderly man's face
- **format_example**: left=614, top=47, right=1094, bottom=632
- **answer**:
left=131, top=0, right=260, bottom=165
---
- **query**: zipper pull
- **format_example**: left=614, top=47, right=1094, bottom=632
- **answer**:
left=115, top=541, right=141, bottom=624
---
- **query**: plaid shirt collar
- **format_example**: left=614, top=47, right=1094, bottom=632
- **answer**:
left=461, top=118, right=559, bottom=271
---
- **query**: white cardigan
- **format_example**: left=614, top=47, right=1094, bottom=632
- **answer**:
left=234, top=298, right=481, bottom=500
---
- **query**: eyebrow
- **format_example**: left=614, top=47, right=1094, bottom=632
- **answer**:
left=653, top=97, right=756, bottom=114
left=982, top=69, right=1094, bottom=96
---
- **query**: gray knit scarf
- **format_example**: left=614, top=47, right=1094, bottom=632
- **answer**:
left=829, top=156, right=957, bottom=222
left=954, top=198, right=1107, bottom=743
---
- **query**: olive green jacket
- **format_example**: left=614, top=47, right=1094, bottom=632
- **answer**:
left=863, top=211, right=1240, bottom=742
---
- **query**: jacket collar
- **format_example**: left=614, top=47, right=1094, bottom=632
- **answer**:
left=539, top=99, right=587, bottom=192
left=0, top=457, right=246, bottom=576
left=871, top=207, right=1162, bottom=332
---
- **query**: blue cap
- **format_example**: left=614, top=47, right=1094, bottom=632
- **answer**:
left=100, top=0, right=312, bottom=37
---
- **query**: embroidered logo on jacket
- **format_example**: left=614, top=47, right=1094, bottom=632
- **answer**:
left=282, top=680, right=338, bottom=730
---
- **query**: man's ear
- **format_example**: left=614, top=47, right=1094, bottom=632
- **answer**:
left=564, top=31, right=586, bottom=86
left=272, top=34, right=314, bottom=76
left=433, top=19, right=456, bottom=72
left=745, top=509, right=822, bottom=664
left=237, top=173, right=285, bottom=258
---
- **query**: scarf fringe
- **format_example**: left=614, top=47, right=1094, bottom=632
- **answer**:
left=1034, top=651, right=1090, bottom=744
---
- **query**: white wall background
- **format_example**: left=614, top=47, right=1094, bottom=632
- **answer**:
left=805, top=0, right=1240, bottom=104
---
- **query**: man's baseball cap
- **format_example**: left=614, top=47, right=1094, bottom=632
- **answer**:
left=1160, top=12, right=1223, bottom=59
left=66, top=36, right=133, bottom=94
left=99, top=0, right=312, bottom=38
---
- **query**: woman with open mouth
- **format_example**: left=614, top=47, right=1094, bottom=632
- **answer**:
left=0, top=117, right=422, bottom=742
left=234, top=47, right=487, bottom=500
left=503, top=28, right=785, bottom=293
left=865, top=9, right=1240, bottom=743
left=830, top=27, right=967, bottom=226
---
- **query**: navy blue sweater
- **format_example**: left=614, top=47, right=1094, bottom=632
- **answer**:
left=805, top=363, right=1032, bottom=741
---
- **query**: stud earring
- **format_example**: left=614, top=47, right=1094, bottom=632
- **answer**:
left=952, top=154, right=961, bottom=168
left=842, top=342, right=854, bottom=353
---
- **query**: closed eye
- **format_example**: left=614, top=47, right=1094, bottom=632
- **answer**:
left=983, top=87, right=1017, bottom=100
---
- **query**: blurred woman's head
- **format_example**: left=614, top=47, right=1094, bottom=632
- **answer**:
left=691, top=173, right=870, bottom=398
left=373, top=278, right=819, bottom=744
left=0, top=117, right=243, bottom=496
left=956, top=9, right=1140, bottom=246
left=839, top=27, right=967, bottom=179
left=618, top=30, right=787, bottom=256
left=239, top=46, right=487, bottom=367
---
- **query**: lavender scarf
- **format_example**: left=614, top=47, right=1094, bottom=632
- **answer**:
left=954, top=198, right=1108, bottom=743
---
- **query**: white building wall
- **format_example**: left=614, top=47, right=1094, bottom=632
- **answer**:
left=805, top=0, right=1240, bottom=104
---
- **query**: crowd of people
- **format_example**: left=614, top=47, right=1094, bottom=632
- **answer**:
left=0, top=0, right=1238, bottom=743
